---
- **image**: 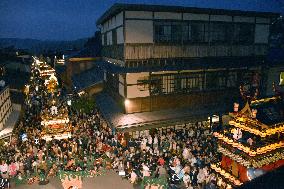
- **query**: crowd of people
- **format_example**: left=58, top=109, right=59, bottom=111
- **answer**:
left=0, top=105, right=220, bottom=189
left=0, top=64, right=221, bottom=189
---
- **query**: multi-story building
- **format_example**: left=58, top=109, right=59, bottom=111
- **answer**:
left=0, top=82, right=21, bottom=142
left=95, top=4, right=279, bottom=132
left=0, top=85, right=12, bottom=130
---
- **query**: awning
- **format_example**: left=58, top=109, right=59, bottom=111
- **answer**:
left=95, top=56, right=265, bottom=74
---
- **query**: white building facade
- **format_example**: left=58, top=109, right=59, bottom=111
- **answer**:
left=0, top=86, right=12, bottom=130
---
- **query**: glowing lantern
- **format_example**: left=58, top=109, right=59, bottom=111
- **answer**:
left=234, top=102, right=239, bottom=112
left=251, top=109, right=257, bottom=119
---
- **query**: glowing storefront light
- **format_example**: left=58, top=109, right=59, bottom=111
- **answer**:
left=124, top=99, right=130, bottom=106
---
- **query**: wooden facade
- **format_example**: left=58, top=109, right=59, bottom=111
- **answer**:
left=101, top=44, right=124, bottom=60
left=124, top=44, right=268, bottom=60
left=125, top=89, right=238, bottom=113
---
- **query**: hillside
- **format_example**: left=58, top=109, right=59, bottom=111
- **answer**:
left=0, top=38, right=88, bottom=54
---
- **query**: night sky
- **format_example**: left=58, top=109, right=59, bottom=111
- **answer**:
left=0, top=0, right=283, bottom=41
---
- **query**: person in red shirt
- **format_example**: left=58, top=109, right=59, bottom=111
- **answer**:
left=158, top=156, right=165, bottom=166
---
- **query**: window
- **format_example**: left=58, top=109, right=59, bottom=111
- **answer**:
left=137, top=76, right=150, bottom=91
left=182, top=24, right=191, bottom=42
left=210, top=23, right=232, bottom=43
left=180, top=73, right=203, bottom=92
left=171, top=23, right=183, bottom=42
left=227, top=72, right=238, bottom=88
left=162, top=75, right=175, bottom=94
left=154, top=21, right=186, bottom=43
left=191, top=22, right=209, bottom=43
left=112, top=29, right=117, bottom=45
left=154, top=21, right=248, bottom=44
left=206, top=72, right=227, bottom=90
left=150, top=75, right=163, bottom=95
left=150, top=73, right=204, bottom=95
left=155, top=22, right=172, bottom=43
left=103, top=34, right=107, bottom=46
left=233, top=23, right=254, bottom=44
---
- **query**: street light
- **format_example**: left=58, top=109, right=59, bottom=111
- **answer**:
left=124, top=99, right=130, bottom=106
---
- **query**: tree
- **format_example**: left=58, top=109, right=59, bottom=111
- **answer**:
left=71, top=96, right=96, bottom=114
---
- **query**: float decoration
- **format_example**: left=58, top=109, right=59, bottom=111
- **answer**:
left=212, top=95, right=284, bottom=188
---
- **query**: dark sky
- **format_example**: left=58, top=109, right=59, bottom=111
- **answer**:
left=0, top=0, right=283, bottom=41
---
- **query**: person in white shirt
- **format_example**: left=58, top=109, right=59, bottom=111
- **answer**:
left=142, top=163, right=150, bottom=177
left=0, top=160, right=8, bottom=179
left=130, top=170, right=137, bottom=184
left=147, top=135, right=152, bottom=146
left=153, top=135, right=159, bottom=152
left=153, top=147, right=159, bottom=156
left=182, top=147, right=190, bottom=160
left=118, top=161, right=125, bottom=176
left=190, top=156, right=197, bottom=166
left=188, top=129, right=194, bottom=137
left=183, top=174, right=192, bottom=188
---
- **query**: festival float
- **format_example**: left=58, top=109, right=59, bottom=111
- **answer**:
left=40, top=100, right=72, bottom=141
left=211, top=95, right=284, bottom=188
left=32, top=57, right=56, bottom=78
left=40, top=69, right=72, bottom=141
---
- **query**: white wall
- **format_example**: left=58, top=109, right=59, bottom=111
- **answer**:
left=126, top=72, right=149, bottom=84
left=116, top=12, right=124, bottom=26
left=234, top=16, right=255, bottom=23
left=102, top=12, right=123, bottom=32
left=154, top=12, right=182, bottom=20
left=119, top=74, right=124, bottom=83
left=127, top=85, right=150, bottom=98
left=210, top=15, right=232, bottom=22
left=101, top=12, right=124, bottom=46
left=107, top=31, right=112, bottom=45
left=117, top=27, right=124, bottom=44
left=119, top=83, right=125, bottom=97
left=125, top=20, right=153, bottom=43
left=256, top=17, right=270, bottom=24
left=255, top=24, right=269, bottom=44
left=183, top=13, right=209, bottom=21
left=125, top=11, right=152, bottom=19
left=126, top=72, right=150, bottom=98
left=0, top=88, right=12, bottom=130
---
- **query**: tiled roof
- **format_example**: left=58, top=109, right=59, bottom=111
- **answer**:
left=71, top=67, right=103, bottom=91
left=251, top=97, right=284, bottom=125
